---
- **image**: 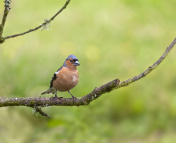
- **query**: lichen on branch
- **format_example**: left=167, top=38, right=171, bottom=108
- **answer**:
left=0, top=0, right=11, bottom=43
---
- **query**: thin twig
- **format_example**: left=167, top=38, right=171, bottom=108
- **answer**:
left=32, top=106, right=50, bottom=118
left=0, top=0, right=11, bottom=43
left=116, top=37, right=176, bottom=89
left=3, top=0, right=71, bottom=40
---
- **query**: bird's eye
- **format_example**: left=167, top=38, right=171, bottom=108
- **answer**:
left=70, top=60, right=73, bottom=62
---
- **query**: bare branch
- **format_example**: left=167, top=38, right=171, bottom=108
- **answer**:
left=32, top=106, right=50, bottom=118
left=0, top=38, right=175, bottom=117
left=116, top=37, right=176, bottom=89
left=2, top=0, right=71, bottom=41
left=0, top=79, right=120, bottom=107
left=0, top=0, right=11, bottom=43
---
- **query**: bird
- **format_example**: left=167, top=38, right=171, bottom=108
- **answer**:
left=41, top=55, right=80, bottom=99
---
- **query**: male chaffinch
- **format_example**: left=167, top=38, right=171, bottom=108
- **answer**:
left=41, top=55, right=80, bottom=98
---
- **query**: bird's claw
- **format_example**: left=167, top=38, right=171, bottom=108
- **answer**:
left=50, top=96, right=63, bottom=100
left=71, top=96, right=77, bottom=102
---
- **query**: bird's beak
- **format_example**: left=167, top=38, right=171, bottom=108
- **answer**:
left=73, top=60, right=80, bottom=66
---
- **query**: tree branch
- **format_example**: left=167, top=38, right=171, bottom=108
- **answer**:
left=32, top=106, right=50, bottom=118
left=0, top=0, right=71, bottom=43
left=0, top=37, right=175, bottom=117
left=0, top=78, right=120, bottom=107
left=0, top=0, right=11, bottom=43
left=116, top=37, right=176, bottom=89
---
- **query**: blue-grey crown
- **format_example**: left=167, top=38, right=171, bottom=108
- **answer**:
left=66, top=55, right=78, bottom=60
left=63, top=55, right=79, bottom=67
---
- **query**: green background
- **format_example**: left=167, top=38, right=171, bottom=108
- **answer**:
left=0, top=0, right=176, bottom=142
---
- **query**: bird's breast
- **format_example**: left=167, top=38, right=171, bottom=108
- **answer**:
left=53, top=67, right=79, bottom=92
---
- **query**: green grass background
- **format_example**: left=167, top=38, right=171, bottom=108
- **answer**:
left=0, top=0, right=176, bottom=142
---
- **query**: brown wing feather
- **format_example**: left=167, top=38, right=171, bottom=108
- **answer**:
left=50, top=66, right=63, bottom=88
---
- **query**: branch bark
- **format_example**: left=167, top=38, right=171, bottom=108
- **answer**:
left=0, top=0, right=11, bottom=43
left=0, top=0, right=71, bottom=43
left=0, top=37, right=176, bottom=117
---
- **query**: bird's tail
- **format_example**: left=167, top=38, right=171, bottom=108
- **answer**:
left=41, top=88, right=56, bottom=95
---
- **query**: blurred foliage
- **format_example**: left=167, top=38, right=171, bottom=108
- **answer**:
left=0, top=0, right=176, bottom=142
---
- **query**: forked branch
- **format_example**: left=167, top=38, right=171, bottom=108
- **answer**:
left=0, top=0, right=71, bottom=43
left=0, top=38, right=175, bottom=118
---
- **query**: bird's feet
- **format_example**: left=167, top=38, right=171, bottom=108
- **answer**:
left=71, top=95, right=77, bottom=102
left=68, top=91, right=77, bottom=101
left=50, top=95, right=63, bottom=100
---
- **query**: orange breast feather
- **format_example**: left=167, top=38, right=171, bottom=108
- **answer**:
left=52, top=67, right=79, bottom=92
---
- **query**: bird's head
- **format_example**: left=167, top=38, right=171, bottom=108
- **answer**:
left=63, top=55, right=80, bottom=69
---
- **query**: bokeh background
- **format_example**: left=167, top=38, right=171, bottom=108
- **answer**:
left=0, top=0, right=176, bottom=142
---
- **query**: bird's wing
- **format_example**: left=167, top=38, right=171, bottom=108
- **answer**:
left=50, top=66, right=63, bottom=88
